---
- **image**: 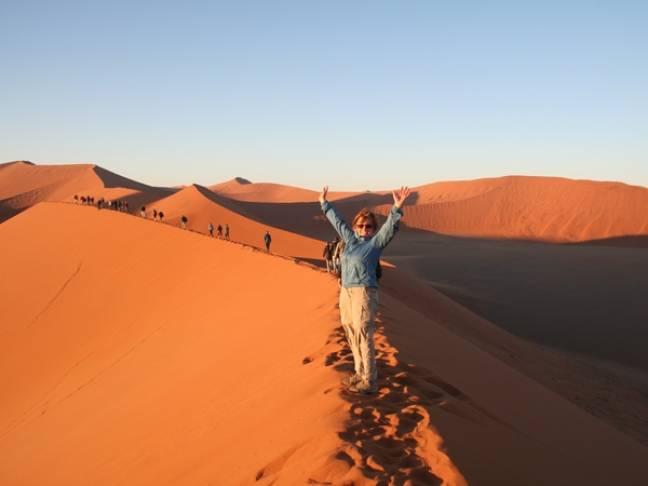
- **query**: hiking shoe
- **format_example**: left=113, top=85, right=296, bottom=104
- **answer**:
left=342, top=374, right=362, bottom=386
left=348, top=380, right=378, bottom=394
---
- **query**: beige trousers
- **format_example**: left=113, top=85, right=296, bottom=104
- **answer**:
left=339, top=287, right=379, bottom=385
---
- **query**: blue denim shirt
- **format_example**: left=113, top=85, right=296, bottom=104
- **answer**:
left=321, top=200, right=403, bottom=288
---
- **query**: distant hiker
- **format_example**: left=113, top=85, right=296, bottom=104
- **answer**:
left=140, top=206, right=146, bottom=218
left=224, top=224, right=230, bottom=240
left=323, top=240, right=335, bottom=273
left=181, top=215, right=188, bottom=229
left=153, top=209, right=158, bottom=220
left=74, top=194, right=79, bottom=203
left=97, top=198, right=103, bottom=210
left=332, top=237, right=342, bottom=275
left=158, top=211, right=164, bottom=222
left=264, top=230, right=272, bottom=252
left=320, top=185, right=410, bottom=394
left=208, top=222, right=214, bottom=237
left=216, top=224, right=223, bottom=239
left=81, top=196, right=86, bottom=204
left=124, top=201, right=129, bottom=213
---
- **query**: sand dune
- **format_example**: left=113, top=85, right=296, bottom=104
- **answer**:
left=210, top=177, right=356, bottom=203
left=207, top=176, right=648, bottom=246
left=392, top=176, right=648, bottom=242
left=7, top=163, right=647, bottom=244
left=0, top=161, right=175, bottom=223
left=1, top=202, right=647, bottom=485
left=146, top=184, right=325, bottom=259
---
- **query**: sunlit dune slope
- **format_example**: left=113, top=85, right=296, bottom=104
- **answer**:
left=390, top=176, right=648, bottom=242
left=0, top=203, right=351, bottom=485
left=146, top=184, right=325, bottom=259
left=2, top=203, right=647, bottom=485
left=210, top=178, right=356, bottom=203
left=0, top=161, right=175, bottom=222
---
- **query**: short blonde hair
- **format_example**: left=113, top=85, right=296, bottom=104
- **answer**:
left=352, top=208, right=378, bottom=229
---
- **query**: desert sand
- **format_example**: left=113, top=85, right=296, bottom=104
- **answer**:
left=0, top=161, right=175, bottom=224
left=210, top=177, right=357, bottom=203
left=216, top=176, right=648, bottom=245
left=2, top=163, right=648, bottom=484
left=145, top=183, right=324, bottom=259
left=395, top=175, right=648, bottom=243
left=1, top=202, right=647, bottom=485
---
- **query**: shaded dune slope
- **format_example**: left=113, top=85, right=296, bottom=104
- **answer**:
left=0, top=162, right=175, bottom=223
left=146, top=184, right=325, bottom=259
left=2, top=204, right=647, bottom=484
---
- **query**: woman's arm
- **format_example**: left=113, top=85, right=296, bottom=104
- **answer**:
left=319, top=186, right=355, bottom=243
left=374, top=186, right=410, bottom=249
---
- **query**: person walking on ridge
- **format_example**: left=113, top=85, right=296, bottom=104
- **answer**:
left=217, top=224, right=223, bottom=239
left=224, top=224, right=230, bottom=240
left=264, top=230, right=272, bottom=252
left=332, top=236, right=342, bottom=275
left=181, top=215, right=188, bottom=229
left=320, top=185, right=410, bottom=394
left=208, top=222, right=214, bottom=237
left=323, top=240, right=335, bottom=273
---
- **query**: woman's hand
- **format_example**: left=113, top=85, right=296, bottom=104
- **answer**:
left=319, top=185, right=329, bottom=204
left=392, top=186, right=410, bottom=208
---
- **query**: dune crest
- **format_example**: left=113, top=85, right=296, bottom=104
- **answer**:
left=146, top=184, right=325, bottom=259
left=0, top=162, right=175, bottom=223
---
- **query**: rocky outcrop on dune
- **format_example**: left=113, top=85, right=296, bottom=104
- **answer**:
left=384, top=176, right=648, bottom=243
left=0, top=161, right=175, bottom=223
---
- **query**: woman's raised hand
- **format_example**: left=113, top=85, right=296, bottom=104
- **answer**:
left=319, top=185, right=329, bottom=204
left=392, top=186, right=411, bottom=208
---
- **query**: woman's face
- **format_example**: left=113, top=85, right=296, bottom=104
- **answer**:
left=355, top=218, right=376, bottom=237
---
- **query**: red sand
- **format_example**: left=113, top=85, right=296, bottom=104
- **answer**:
left=1, top=202, right=647, bottom=485
left=146, top=184, right=325, bottom=259
left=392, top=176, right=648, bottom=242
left=0, top=161, right=174, bottom=223
left=210, top=178, right=356, bottom=203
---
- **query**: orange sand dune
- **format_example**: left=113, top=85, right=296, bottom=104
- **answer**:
left=1, top=202, right=647, bottom=485
left=0, top=161, right=175, bottom=223
left=210, top=177, right=356, bottom=203
left=0, top=203, right=464, bottom=485
left=393, top=175, right=648, bottom=242
left=146, top=184, right=325, bottom=259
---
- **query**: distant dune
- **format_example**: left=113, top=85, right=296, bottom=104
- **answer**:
left=210, top=177, right=356, bottom=203
left=391, top=175, right=648, bottom=243
left=5, top=163, right=647, bottom=244
left=0, top=161, right=175, bottom=223
left=1, top=203, right=647, bottom=485
left=146, top=184, right=324, bottom=259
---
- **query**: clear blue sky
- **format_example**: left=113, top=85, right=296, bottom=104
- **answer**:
left=1, top=1, right=646, bottom=190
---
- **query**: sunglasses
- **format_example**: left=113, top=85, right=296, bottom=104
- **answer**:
left=356, top=223, right=374, bottom=229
